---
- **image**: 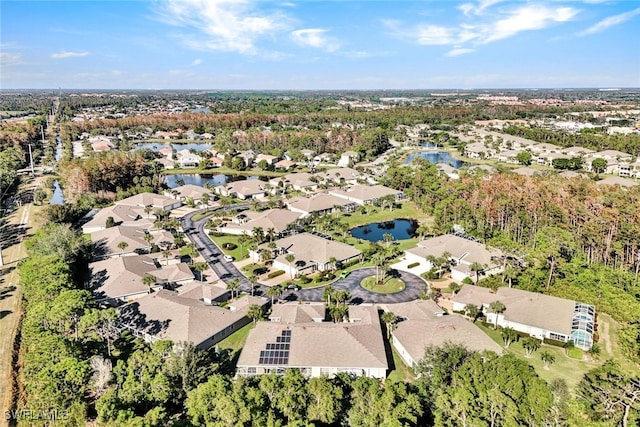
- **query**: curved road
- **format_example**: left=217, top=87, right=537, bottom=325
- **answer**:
left=181, top=208, right=428, bottom=304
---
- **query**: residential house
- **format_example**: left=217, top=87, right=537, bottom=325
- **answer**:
left=269, top=172, right=318, bottom=193
left=463, top=142, right=491, bottom=159
left=385, top=300, right=503, bottom=370
left=563, top=146, right=595, bottom=157
left=217, top=179, right=267, bottom=200
left=81, top=204, right=148, bottom=233
left=274, top=159, right=296, bottom=170
left=176, top=149, right=202, bottom=168
left=318, top=167, right=362, bottom=185
left=619, top=160, right=640, bottom=178
left=452, top=285, right=595, bottom=350
left=165, top=184, right=214, bottom=206
left=404, top=234, right=504, bottom=281
left=119, top=290, right=268, bottom=349
left=286, top=193, right=357, bottom=217
left=236, top=304, right=388, bottom=378
left=116, top=192, right=182, bottom=211
left=88, top=255, right=194, bottom=304
left=237, top=150, right=256, bottom=168
left=250, top=232, right=361, bottom=277
left=216, top=209, right=301, bottom=237
left=329, top=184, right=404, bottom=205
left=337, top=151, right=359, bottom=167
left=255, top=154, right=278, bottom=166
left=496, top=150, right=521, bottom=164
left=90, top=226, right=174, bottom=257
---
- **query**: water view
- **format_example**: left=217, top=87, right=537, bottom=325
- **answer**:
left=350, top=219, right=418, bottom=242
left=49, top=180, right=64, bottom=205
left=404, top=151, right=467, bottom=168
left=163, top=174, right=262, bottom=188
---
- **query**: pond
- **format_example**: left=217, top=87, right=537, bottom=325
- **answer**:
left=134, top=142, right=212, bottom=152
left=163, top=174, right=262, bottom=188
left=49, top=180, right=65, bottom=205
left=350, top=219, right=418, bottom=242
left=404, top=151, right=467, bottom=169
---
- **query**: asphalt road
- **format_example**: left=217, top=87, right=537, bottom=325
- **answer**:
left=181, top=207, right=428, bottom=304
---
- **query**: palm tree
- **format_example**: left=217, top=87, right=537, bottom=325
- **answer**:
left=323, top=285, right=335, bottom=306
left=117, top=241, right=129, bottom=256
left=238, top=235, right=248, bottom=258
left=587, top=344, right=601, bottom=360
left=248, top=274, right=258, bottom=296
left=501, top=327, right=518, bottom=348
left=227, top=278, right=241, bottom=299
left=522, top=337, right=541, bottom=357
left=469, top=262, right=485, bottom=285
left=252, top=227, right=265, bottom=244
left=161, top=248, right=171, bottom=266
left=381, top=311, right=398, bottom=339
left=328, top=257, right=337, bottom=272
left=266, top=227, right=276, bottom=242
left=144, top=233, right=154, bottom=252
left=142, top=274, right=157, bottom=290
left=267, top=284, right=282, bottom=306
left=464, top=304, right=480, bottom=322
left=489, top=300, right=506, bottom=329
left=382, top=233, right=394, bottom=247
left=194, top=261, right=209, bottom=282
left=285, top=253, right=296, bottom=278
left=247, top=304, right=263, bottom=325
left=144, top=205, right=153, bottom=218
left=540, top=351, right=555, bottom=369
left=449, top=282, right=461, bottom=296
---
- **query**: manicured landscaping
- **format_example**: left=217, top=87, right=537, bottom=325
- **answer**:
left=387, top=345, right=416, bottom=383
left=341, top=202, right=427, bottom=228
left=208, top=233, right=248, bottom=260
left=360, top=276, right=406, bottom=294
left=192, top=210, right=215, bottom=222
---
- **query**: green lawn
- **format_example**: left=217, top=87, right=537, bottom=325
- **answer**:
left=360, top=276, right=406, bottom=294
left=208, top=233, right=249, bottom=260
left=341, top=202, right=428, bottom=228
left=387, top=345, right=416, bottom=383
left=192, top=211, right=215, bottom=222
left=476, top=323, right=598, bottom=390
left=215, top=322, right=254, bottom=374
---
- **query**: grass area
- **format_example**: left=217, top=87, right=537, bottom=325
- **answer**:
left=476, top=323, right=597, bottom=390
left=598, top=313, right=640, bottom=376
left=208, top=233, right=248, bottom=260
left=387, top=344, right=416, bottom=383
left=192, top=211, right=215, bottom=222
left=341, top=202, right=428, bottom=228
left=215, top=322, right=254, bottom=374
left=360, top=276, right=406, bottom=294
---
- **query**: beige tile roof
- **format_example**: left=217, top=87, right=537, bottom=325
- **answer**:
left=264, top=232, right=361, bottom=266
left=116, top=192, right=179, bottom=209
left=119, top=291, right=265, bottom=347
left=406, top=234, right=503, bottom=268
left=90, top=227, right=174, bottom=255
left=223, top=179, right=266, bottom=197
left=269, top=303, right=327, bottom=323
left=170, top=184, right=212, bottom=200
left=178, top=282, right=229, bottom=301
left=229, top=209, right=301, bottom=234
left=237, top=305, right=387, bottom=370
left=81, top=204, right=145, bottom=231
left=453, top=285, right=577, bottom=335
left=320, top=167, right=361, bottom=182
left=287, top=194, right=353, bottom=214
left=329, top=184, right=401, bottom=203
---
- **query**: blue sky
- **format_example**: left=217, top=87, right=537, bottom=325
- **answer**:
left=1, top=0, right=639, bottom=89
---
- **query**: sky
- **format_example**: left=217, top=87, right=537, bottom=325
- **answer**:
left=1, top=0, right=639, bottom=90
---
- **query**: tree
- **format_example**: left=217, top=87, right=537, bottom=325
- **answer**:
left=382, top=233, right=394, bottom=247
left=248, top=274, right=258, bottom=296
left=306, top=376, right=343, bottom=425
left=105, top=216, right=115, bottom=228
left=117, top=241, right=128, bottom=256
left=227, top=278, right=241, bottom=299
left=252, top=226, right=265, bottom=244
left=464, top=304, right=480, bottom=322
left=381, top=311, right=398, bottom=339
left=247, top=304, right=263, bottom=325
left=161, top=248, right=171, bottom=265
left=449, top=282, right=461, bottom=296
left=285, top=253, right=296, bottom=278
left=540, top=351, right=556, bottom=369
left=194, top=261, right=208, bottom=282
left=577, top=360, right=640, bottom=427
left=591, top=157, right=608, bottom=174
left=80, top=308, right=119, bottom=357
left=267, top=284, right=282, bottom=305
left=144, top=232, right=154, bottom=252
left=469, top=262, right=485, bottom=285
left=489, top=300, right=506, bottom=329
left=501, top=327, right=518, bottom=348
left=587, top=343, right=601, bottom=361
left=323, top=285, right=335, bottom=306
left=522, top=337, right=541, bottom=357
left=516, top=151, right=532, bottom=166
left=142, top=274, right=157, bottom=289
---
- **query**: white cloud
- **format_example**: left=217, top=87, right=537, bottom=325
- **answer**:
left=447, top=47, right=475, bottom=56
left=191, top=58, right=202, bottom=66
left=579, top=7, right=640, bottom=35
left=481, top=4, right=578, bottom=44
left=459, top=0, right=505, bottom=16
left=0, top=51, right=24, bottom=67
left=153, top=0, right=292, bottom=55
left=291, top=28, right=340, bottom=52
left=50, top=51, right=90, bottom=59
left=416, top=25, right=457, bottom=45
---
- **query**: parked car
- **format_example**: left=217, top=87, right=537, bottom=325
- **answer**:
left=223, top=255, right=234, bottom=262
left=339, top=270, right=351, bottom=278
left=285, top=284, right=301, bottom=291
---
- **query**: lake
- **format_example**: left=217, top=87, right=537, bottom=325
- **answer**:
left=404, top=151, right=466, bottom=168
left=49, top=180, right=65, bottom=205
left=164, top=174, right=262, bottom=188
left=350, top=219, right=418, bottom=242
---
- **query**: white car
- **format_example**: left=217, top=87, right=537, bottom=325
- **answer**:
left=223, top=255, right=234, bottom=262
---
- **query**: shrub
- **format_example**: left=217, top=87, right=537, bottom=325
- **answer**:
left=267, top=270, right=285, bottom=279
left=407, top=262, right=420, bottom=269
left=253, top=267, right=268, bottom=275
left=210, top=232, right=225, bottom=237
left=543, top=337, right=567, bottom=348
left=222, top=242, right=237, bottom=250
left=299, top=276, right=312, bottom=284
left=462, top=277, right=474, bottom=285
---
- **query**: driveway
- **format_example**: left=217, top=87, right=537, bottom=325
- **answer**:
left=182, top=207, right=428, bottom=304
